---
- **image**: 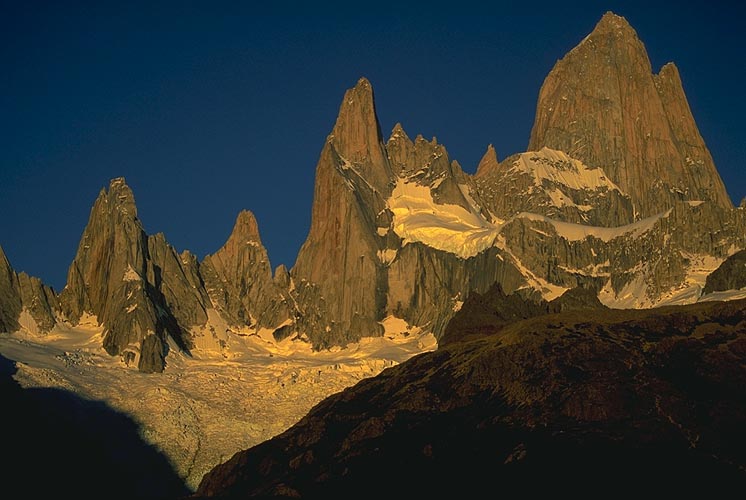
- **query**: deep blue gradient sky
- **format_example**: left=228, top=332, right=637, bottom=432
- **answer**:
left=2, top=2, right=745, bottom=290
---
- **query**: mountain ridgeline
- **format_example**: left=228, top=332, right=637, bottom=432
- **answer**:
left=1, top=12, right=744, bottom=372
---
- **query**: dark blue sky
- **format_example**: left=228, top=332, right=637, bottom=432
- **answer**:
left=2, top=2, right=745, bottom=290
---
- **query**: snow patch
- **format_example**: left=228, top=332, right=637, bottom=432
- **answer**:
left=388, top=179, right=503, bottom=258
left=503, top=247, right=568, bottom=301
left=511, top=148, right=624, bottom=194
left=123, top=265, right=141, bottom=282
left=699, top=288, right=746, bottom=302
left=18, top=308, right=41, bottom=335
left=377, top=248, right=398, bottom=265
left=517, top=209, right=669, bottom=242
left=0, top=310, right=438, bottom=490
left=599, top=275, right=651, bottom=309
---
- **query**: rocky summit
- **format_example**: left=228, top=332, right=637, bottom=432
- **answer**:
left=1, top=11, right=744, bottom=373
left=58, top=177, right=210, bottom=372
left=528, top=12, right=731, bottom=217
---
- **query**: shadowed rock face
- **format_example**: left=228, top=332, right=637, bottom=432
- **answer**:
left=0, top=245, right=58, bottom=334
left=0, top=245, right=22, bottom=332
left=704, top=249, right=746, bottom=294
left=528, top=12, right=732, bottom=217
left=439, top=283, right=606, bottom=346
left=195, top=298, right=746, bottom=497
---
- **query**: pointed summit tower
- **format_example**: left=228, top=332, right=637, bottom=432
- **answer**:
left=474, top=144, right=499, bottom=178
left=200, top=210, right=290, bottom=330
left=291, top=77, right=397, bottom=347
left=59, top=177, right=209, bottom=372
left=528, top=11, right=731, bottom=217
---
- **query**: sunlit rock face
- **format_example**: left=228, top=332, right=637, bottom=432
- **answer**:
left=9, top=12, right=746, bottom=360
left=476, top=147, right=635, bottom=227
left=528, top=12, right=731, bottom=218
left=289, top=78, right=526, bottom=346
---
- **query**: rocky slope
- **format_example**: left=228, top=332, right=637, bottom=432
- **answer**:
left=194, top=297, right=746, bottom=498
left=528, top=12, right=731, bottom=217
left=439, top=283, right=606, bottom=346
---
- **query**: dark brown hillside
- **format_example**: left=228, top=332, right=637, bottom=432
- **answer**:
left=194, top=298, right=746, bottom=498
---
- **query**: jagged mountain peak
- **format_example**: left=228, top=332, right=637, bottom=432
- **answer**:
left=329, top=76, right=381, bottom=148
left=90, top=176, right=139, bottom=221
left=658, top=61, right=679, bottom=77
left=528, top=11, right=731, bottom=217
left=227, top=209, right=262, bottom=245
left=593, top=11, right=636, bottom=34
left=324, top=76, right=392, bottom=196
left=475, top=144, right=499, bottom=178
left=390, top=122, right=408, bottom=138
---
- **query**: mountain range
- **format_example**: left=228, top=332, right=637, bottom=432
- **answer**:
left=2, top=11, right=746, bottom=497
left=1, top=12, right=743, bottom=374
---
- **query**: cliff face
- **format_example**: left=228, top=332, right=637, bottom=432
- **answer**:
left=289, top=80, right=527, bottom=346
left=528, top=12, right=731, bottom=217
left=290, top=78, right=394, bottom=347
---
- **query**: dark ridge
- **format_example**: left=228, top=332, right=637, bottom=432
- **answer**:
left=192, top=298, right=746, bottom=498
left=440, top=283, right=607, bottom=346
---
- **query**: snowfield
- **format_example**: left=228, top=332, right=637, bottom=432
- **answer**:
left=0, top=317, right=436, bottom=491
